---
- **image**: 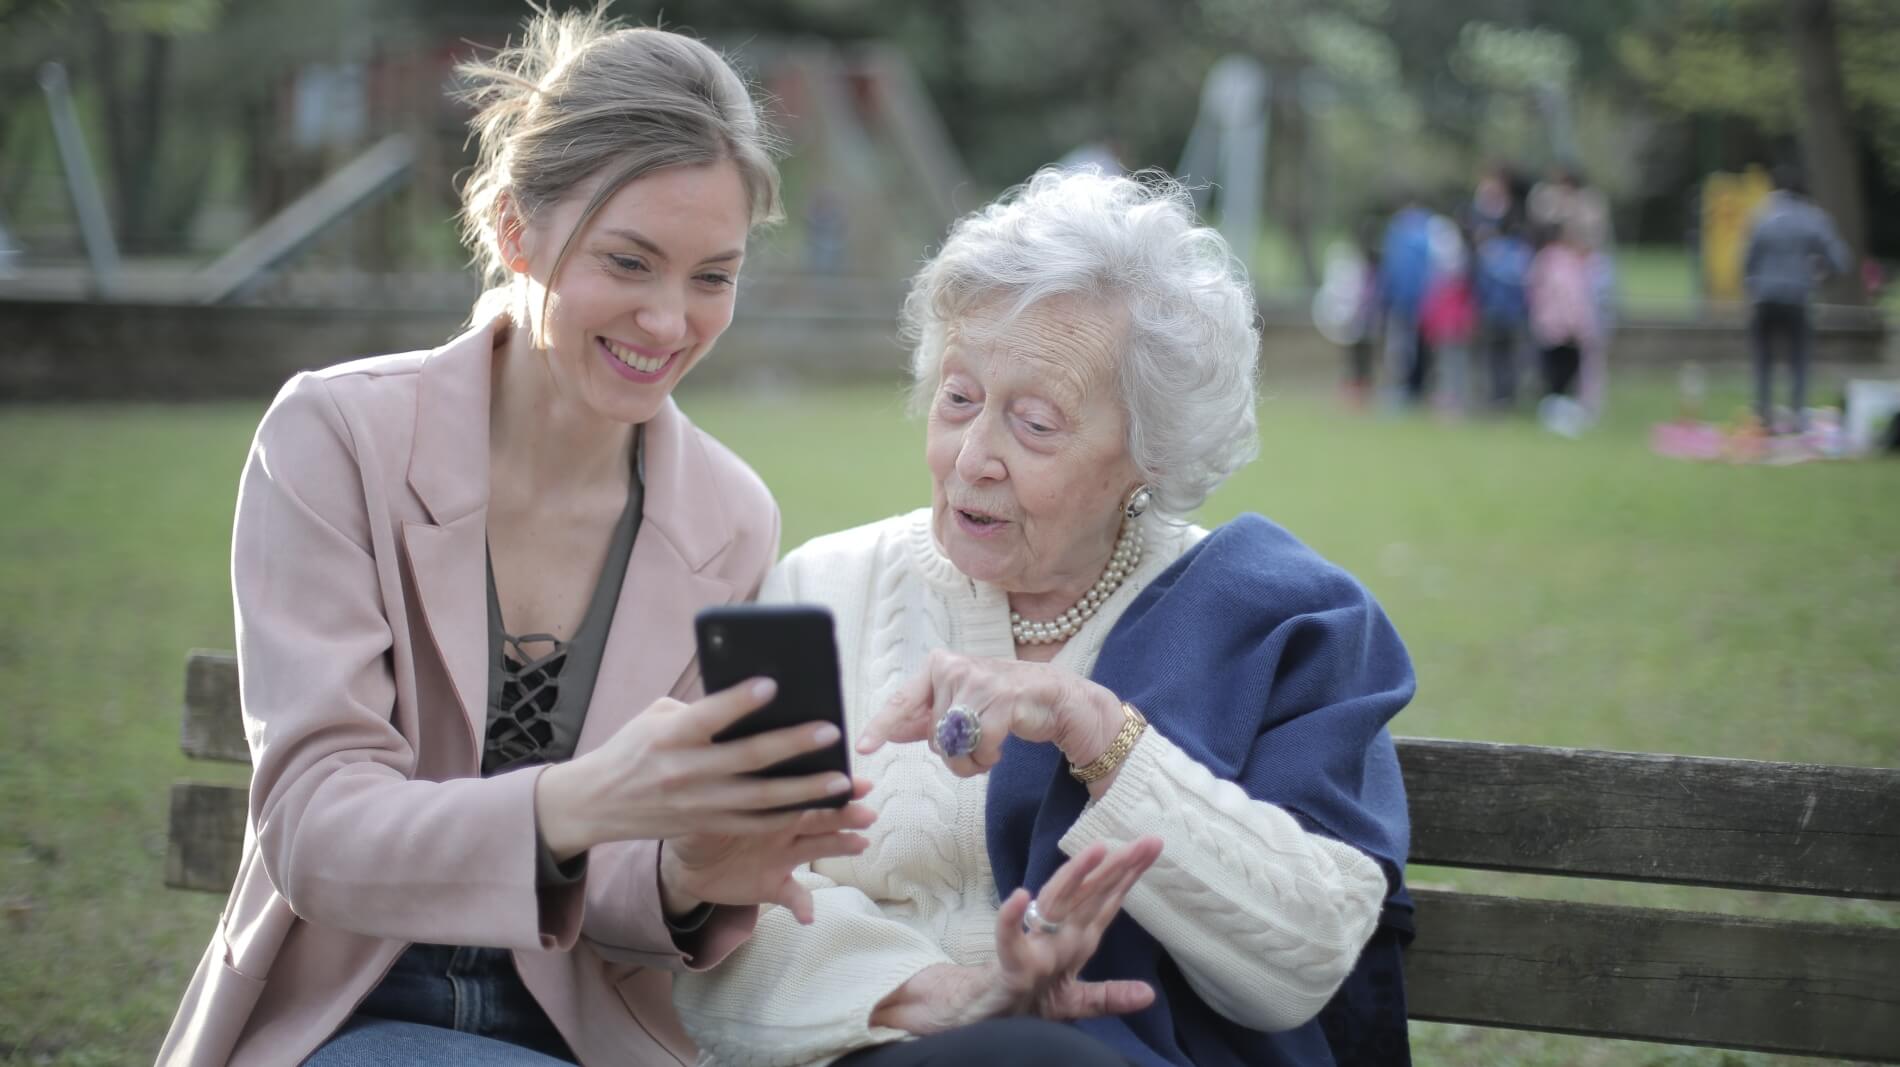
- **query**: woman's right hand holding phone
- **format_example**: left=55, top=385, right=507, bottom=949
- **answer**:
left=534, top=678, right=875, bottom=919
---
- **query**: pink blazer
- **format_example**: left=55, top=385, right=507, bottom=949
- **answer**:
left=158, top=317, right=780, bottom=1066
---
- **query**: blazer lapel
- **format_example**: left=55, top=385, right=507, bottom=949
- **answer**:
left=578, top=399, right=740, bottom=753
left=403, top=514, right=489, bottom=757
left=577, top=532, right=734, bottom=753
left=401, top=317, right=502, bottom=755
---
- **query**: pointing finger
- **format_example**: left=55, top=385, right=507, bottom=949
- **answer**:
left=859, top=671, right=935, bottom=753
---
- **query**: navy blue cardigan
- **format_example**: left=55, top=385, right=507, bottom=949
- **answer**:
left=986, top=514, right=1416, bottom=1066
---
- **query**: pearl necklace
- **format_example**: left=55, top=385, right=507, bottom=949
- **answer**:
left=1009, top=520, right=1144, bottom=645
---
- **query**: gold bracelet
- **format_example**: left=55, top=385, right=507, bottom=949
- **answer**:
left=1069, top=702, right=1148, bottom=784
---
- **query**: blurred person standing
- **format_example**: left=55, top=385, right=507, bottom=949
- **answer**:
left=157, top=11, right=877, bottom=1067
left=1527, top=222, right=1602, bottom=430
left=1379, top=197, right=1436, bottom=407
left=1419, top=225, right=1477, bottom=415
left=1743, top=163, right=1854, bottom=431
left=1464, top=162, right=1518, bottom=235
left=1313, top=215, right=1384, bottom=408
left=1473, top=220, right=1534, bottom=409
left=1529, top=163, right=1612, bottom=256
left=1530, top=164, right=1616, bottom=412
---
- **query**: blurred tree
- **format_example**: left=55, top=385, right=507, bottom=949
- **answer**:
left=1618, top=0, right=1894, bottom=284
left=1785, top=0, right=1867, bottom=302
left=84, top=0, right=226, bottom=248
left=4, top=0, right=230, bottom=249
left=1, top=0, right=402, bottom=252
left=15, top=0, right=1886, bottom=272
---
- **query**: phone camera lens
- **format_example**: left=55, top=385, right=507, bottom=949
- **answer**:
left=708, top=629, right=725, bottom=651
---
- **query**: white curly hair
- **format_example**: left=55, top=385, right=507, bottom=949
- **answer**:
left=901, top=167, right=1260, bottom=516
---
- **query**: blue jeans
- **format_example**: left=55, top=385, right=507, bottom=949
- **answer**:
left=833, top=1017, right=1134, bottom=1067
left=305, top=943, right=576, bottom=1065
left=305, top=1019, right=578, bottom=1066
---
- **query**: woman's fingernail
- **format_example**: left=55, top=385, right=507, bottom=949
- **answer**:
left=828, top=775, right=851, bottom=794
left=814, top=723, right=841, bottom=745
left=752, top=678, right=777, bottom=700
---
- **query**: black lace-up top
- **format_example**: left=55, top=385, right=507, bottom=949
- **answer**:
left=482, top=429, right=644, bottom=777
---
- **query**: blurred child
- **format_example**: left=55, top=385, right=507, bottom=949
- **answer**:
left=1321, top=217, right=1385, bottom=407
left=1420, top=227, right=1477, bottom=415
left=1527, top=222, right=1601, bottom=411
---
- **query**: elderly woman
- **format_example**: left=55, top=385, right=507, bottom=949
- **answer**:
left=674, top=169, right=1415, bottom=1067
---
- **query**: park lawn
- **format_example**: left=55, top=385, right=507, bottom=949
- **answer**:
left=2, top=369, right=1896, bottom=1066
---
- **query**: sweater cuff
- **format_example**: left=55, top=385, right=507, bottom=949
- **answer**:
left=1059, top=727, right=1169, bottom=854
left=681, top=945, right=946, bottom=1065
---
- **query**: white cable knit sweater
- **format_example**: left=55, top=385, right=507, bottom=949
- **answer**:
left=672, top=509, right=1388, bottom=1066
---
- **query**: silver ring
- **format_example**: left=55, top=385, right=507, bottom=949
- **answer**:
left=1022, top=898, right=1063, bottom=935
left=933, top=704, right=982, bottom=760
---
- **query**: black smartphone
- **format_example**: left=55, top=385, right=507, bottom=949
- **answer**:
left=695, top=604, right=851, bottom=810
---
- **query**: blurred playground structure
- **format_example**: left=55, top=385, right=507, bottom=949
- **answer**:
left=1, top=7, right=1895, bottom=402
left=13, top=37, right=973, bottom=306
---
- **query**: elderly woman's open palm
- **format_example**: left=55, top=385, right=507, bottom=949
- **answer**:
left=995, top=838, right=1165, bottom=1019
left=867, top=838, right=1165, bottom=1037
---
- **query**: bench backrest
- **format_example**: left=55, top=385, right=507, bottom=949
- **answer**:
left=167, top=651, right=1900, bottom=1062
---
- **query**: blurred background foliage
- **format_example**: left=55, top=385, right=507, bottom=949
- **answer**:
left=3, top=0, right=1898, bottom=285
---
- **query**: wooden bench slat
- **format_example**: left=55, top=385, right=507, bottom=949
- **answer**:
left=1406, top=888, right=1900, bottom=1062
left=182, top=650, right=248, bottom=763
left=165, top=781, right=247, bottom=892
left=169, top=648, right=1900, bottom=1060
left=1399, top=737, right=1900, bottom=899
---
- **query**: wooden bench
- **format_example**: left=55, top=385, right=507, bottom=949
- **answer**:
left=168, top=650, right=1900, bottom=1062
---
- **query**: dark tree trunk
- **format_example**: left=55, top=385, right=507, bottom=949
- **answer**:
left=0, top=100, right=39, bottom=217
left=82, top=0, right=175, bottom=251
left=1785, top=0, right=1867, bottom=304
left=1269, top=68, right=1320, bottom=291
left=84, top=2, right=126, bottom=232
left=123, top=32, right=173, bottom=245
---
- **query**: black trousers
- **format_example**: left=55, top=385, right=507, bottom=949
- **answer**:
left=1404, top=330, right=1434, bottom=403
left=1540, top=342, right=1581, bottom=399
left=834, top=1017, right=1135, bottom=1067
left=1482, top=319, right=1522, bottom=406
left=1345, top=338, right=1375, bottom=388
left=1751, top=300, right=1810, bottom=426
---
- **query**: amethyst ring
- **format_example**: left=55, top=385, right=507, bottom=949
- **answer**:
left=933, top=704, right=982, bottom=760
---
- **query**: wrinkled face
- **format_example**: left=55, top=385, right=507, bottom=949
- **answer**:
left=511, top=160, right=750, bottom=424
left=925, top=296, right=1142, bottom=596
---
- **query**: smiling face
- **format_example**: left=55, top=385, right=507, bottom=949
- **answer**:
left=509, top=159, right=750, bottom=425
left=925, top=296, right=1143, bottom=602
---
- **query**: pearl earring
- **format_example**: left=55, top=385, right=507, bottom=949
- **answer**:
left=1123, top=484, right=1154, bottom=519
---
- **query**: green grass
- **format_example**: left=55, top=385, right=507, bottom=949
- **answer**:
left=3, top=371, right=1897, bottom=1065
